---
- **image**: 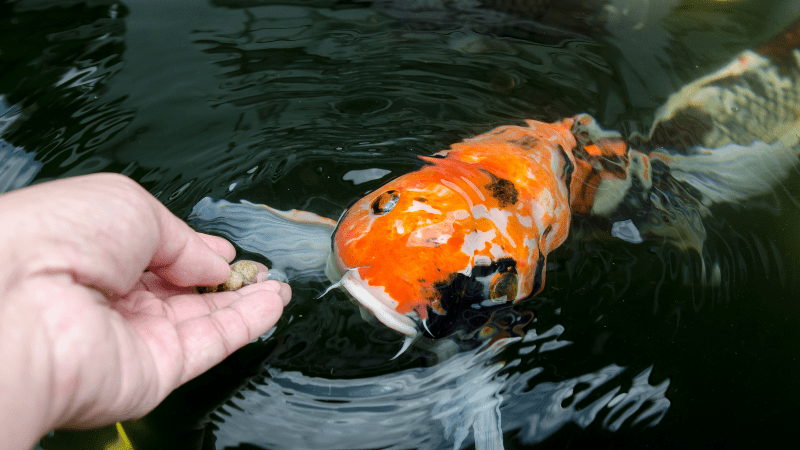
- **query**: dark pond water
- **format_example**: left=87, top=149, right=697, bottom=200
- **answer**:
left=3, top=0, right=800, bottom=448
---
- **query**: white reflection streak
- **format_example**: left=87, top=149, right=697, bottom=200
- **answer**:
left=342, top=168, right=392, bottom=185
left=211, top=324, right=671, bottom=450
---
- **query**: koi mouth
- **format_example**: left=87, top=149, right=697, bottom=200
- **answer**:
left=339, top=269, right=419, bottom=338
left=320, top=263, right=420, bottom=358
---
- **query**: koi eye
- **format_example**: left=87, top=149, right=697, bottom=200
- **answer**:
left=489, top=270, right=517, bottom=303
left=371, top=190, right=400, bottom=215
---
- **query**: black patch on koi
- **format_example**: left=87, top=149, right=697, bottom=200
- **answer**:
left=530, top=225, right=551, bottom=296
left=371, top=190, right=400, bottom=215
left=510, top=136, right=539, bottom=149
left=530, top=251, right=546, bottom=296
left=556, top=144, right=574, bottom=201
left=426, top=258, right=518, bottom=338
left=486, top=127, right=508, bottom=137
left=647, top=106, right=713, bottom=150
left=483, top=173, right=519, bottom=207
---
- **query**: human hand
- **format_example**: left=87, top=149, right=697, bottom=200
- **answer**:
left=0, top=173, right=291, bottom=450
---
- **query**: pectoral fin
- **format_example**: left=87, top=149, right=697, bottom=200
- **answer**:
left=189, top=198, right=336, bottom=282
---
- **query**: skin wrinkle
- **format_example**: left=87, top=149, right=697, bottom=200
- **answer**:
left=85, top=316, right=123, bottom=425
left=176, top=319, right=201, bottom=388
left=18, top=276, right=92, bottom=433
left=209, top=312, right=236, bottom=360
left=114, top=311, right=164, bottom=402
left=143, top=316, right=184, bottom=398
left=40, top=307, right=60, bottom=438
left=49, top=289, right=86, bottom=411
left=68, top=295, right=113, bottom=424
left=111, top=319, right=148, bottom=421
left=230, top=301, right=255, bottom=348
left=122, top=297, right=189, bottom=401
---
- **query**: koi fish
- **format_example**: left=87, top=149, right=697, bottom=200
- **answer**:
left=191, top=39, right=800, bottom=356
left=327, top=115, right=618, bottom=342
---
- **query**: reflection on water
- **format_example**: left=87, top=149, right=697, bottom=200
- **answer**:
left=0, top=96, right=41, bottom=193
left=2, top=0, right=800, bottom=449
left=212, top=330, right=668, bottom=450
left=0, top=1, right=131, bottom=176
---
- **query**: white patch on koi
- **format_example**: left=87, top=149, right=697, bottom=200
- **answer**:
left=517, top=213, right=533, bottom=228
left=550, top=157, right=571, bottom=200
left=530, top=202, right=546, bottom=232
left=441, top=180, right=474, bottom=209
left=474, top=255, right=492, bottom=266
left=408, top=184, right=453, bottom=196
left=461, top=229, right=497, bottom=256
left=406, top=212, right=461, bottom=247
left=408, top=231, right=450, bottom=246
left=516, top=271, right=529, bottom=301
left=394, top=219, right=405, bottom=234
left=527, top=151, right=543, bottom=164
left=540, top=189, right=555, bottom=210
left=340, top=214, right=378, bottom=248
left=545, top=222, right=563, bottom=251
left=523, top=237, right=538, bottom=255
left=549, top=156, right=563, bottom=181
left=472, top=204, right=515, bottom=247
left=461, top=176, right=486, bottom=202
left=406, top=200, right=442, bottom=215
left=490, top=243, right=505, bottom=259
left=338, top=269, right=417, bottom=337
left=454, top=209, right=470, bottom=220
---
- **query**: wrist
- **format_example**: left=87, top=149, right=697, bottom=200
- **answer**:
left=0, top=280, right=59, bottom=450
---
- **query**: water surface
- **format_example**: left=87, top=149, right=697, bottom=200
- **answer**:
left=2, top=0, right=800, bottom=448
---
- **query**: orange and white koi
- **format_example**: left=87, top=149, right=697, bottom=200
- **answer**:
left=192, top=47, right=800, bottom=356
left=328, top=115, right=627, bottom=341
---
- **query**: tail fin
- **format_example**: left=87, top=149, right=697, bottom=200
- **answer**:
left=650, top=141, right=799, bottom=208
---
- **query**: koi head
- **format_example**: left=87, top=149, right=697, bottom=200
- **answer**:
left=331, top=156, right=552, bottom=341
